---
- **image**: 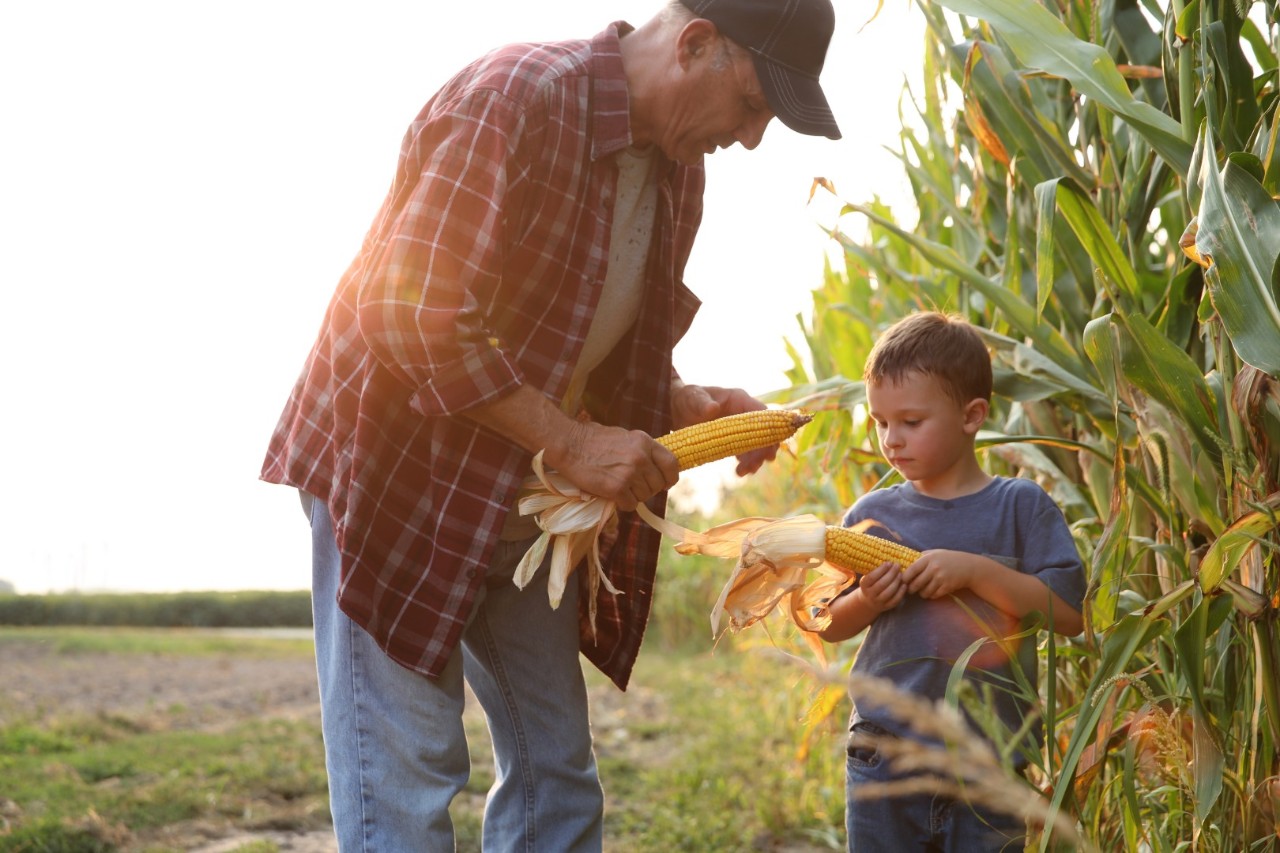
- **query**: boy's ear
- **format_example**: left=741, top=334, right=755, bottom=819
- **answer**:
left=962, top=398, right=988, bottom=434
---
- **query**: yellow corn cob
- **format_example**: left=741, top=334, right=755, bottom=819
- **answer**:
left=823, top=526, right=920, bottom=574
left=656, top=409, right=812, bottom=470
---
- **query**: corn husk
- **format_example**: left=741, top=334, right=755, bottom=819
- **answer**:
left=513, top=409, right=812, bottom=635
left=513, top=451, right=620, bottom=636
left=637, top=508, right=859, bottom=638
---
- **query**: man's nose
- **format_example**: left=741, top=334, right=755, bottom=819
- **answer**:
left=736, top=113, right=772, bottom=150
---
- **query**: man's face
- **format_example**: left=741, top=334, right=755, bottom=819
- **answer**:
left=657, top=35, right=774, bottom=165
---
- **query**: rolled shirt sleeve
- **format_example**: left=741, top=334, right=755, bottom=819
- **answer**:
left=355, top=89, right=529, bottom=417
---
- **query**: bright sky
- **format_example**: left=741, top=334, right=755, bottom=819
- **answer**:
left=0, top=1, right=923, bottom=594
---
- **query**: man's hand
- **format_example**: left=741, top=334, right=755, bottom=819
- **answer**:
left=545, top=420, right=679, bottom=511
left=670, top=382, right=777, bottom=475
left=464, top=384, right=678, bottom=511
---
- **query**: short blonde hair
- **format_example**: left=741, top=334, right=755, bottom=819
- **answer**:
left=863, top=312, right=992, bottom=405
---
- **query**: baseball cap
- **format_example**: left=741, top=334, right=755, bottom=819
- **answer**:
left=679, top=0, right=841, bottom=140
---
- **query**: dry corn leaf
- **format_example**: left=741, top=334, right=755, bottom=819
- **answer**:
left=513, top=450, right=619, bottom=636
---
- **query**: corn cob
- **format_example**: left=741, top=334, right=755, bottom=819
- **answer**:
left=823, top=526, right=921, bottom=574
left=697, top=517, right=922, bottom=635
left=656, top=409, right=812, bottom=469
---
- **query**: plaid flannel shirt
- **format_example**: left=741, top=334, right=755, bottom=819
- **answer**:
left=261, top=23, right=705, bottom=690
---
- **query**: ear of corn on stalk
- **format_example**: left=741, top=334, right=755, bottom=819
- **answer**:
left=515, top=408, right=812, bottom=636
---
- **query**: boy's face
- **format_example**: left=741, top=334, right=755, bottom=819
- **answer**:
left=866, top=371, right=987, bottom=488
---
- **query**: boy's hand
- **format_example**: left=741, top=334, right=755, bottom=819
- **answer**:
left=857, top=561, right=907, bottom=612
left=901, top=550, right=976, bottom=599
left=819, top=561, right=905, bottom=642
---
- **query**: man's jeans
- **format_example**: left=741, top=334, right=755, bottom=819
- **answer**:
left=306, top=494, right=603, bottom=851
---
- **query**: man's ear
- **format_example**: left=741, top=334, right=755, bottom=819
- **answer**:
left=675, top=18, right=719, bottom=69
left=962, top=398, right=989, bottom=434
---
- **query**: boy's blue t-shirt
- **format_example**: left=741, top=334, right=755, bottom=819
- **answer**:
left=842, top=476, right=1085, bottom=751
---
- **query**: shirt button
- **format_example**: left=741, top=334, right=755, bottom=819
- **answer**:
left=466, top=569, right=478, bottom=580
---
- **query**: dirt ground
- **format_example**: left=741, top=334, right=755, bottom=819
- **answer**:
left=2, top=634, right=832, bottom=853
left=0, top=632, right=665, bottom=853
left=0, top=633, right=337, bottom=852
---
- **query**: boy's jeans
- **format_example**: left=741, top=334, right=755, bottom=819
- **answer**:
left=306, top=494, right=603, bottom=852
left=845, top=721, right=1026, bottom=852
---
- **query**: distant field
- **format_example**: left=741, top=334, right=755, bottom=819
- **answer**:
left=0, top=626, right=847, bottom=852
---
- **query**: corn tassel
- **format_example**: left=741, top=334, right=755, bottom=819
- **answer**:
left=514, top=409, right=812, bottom=636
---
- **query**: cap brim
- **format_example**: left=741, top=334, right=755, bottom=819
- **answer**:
left=753, top=55, right=841, bottom=140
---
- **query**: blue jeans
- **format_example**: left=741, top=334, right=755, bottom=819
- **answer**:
left=306, top=494, right=603, bottom=852
left=845, top=721, right=1026, bottom=852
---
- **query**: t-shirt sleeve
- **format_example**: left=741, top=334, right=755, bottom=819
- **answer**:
left=1021, top=488, right=1087, bottom=612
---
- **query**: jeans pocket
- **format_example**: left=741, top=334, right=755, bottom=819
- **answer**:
left=846, top=721, right=890, bottom=769
left=486, top=535, right=541, bottom=589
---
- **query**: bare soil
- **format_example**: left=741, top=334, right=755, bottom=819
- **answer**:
left=1, top=634, right=335, bottom=851
left=0, top=633, right=665, bottom=853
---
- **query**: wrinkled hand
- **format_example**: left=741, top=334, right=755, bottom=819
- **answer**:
left=856, top=560, right=907, bottom=613
left=545, top=420, right=679, bottom=511
left=671, top=383, right=777, bottom=475
left=901, top=550, right=975, bottom=600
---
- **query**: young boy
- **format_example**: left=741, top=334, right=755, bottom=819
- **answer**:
left=819, top=311, right=1086, bottom=850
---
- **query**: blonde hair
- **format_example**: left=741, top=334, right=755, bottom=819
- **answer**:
left=863, top=312, right=993, bottom=405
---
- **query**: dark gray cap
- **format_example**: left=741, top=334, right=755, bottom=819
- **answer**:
left=679, top=0, right=841, bottom=139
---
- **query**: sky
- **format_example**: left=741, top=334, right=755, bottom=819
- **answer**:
left=0, top=0, right=924, bottom=595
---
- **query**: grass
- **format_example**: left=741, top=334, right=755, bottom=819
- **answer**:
left=0, top=626, right=315, bottom=660
left=0, top=626, right=847, bottom=852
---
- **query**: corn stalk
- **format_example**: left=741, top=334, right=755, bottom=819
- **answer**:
left=778, top=0, right=1280, bottom=847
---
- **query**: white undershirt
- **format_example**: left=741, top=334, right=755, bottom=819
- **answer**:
left=500, top=144, right=659, bottom=541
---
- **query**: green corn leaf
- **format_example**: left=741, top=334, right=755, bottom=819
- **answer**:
left=1198, top=493, right=1280, bottom=592
left=1173, top=596, right=1228, bottom=822
left=839, top=203, right=1081, bottom=372
left=933, top=0, right=1192, bottom=177
left=1042, top=178, right=1142, bottom=305
left=1044, top=611, right=1169, bottom=850
left=1193, top=151, right=1280, bottom=377
left=1112, top=311, right=1222, bottom=465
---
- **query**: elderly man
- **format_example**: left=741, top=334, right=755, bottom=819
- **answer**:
left=261, top=0, right=841, bottom=848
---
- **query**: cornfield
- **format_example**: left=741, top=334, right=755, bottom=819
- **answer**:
left=752, top=0, right=1280, bottom=848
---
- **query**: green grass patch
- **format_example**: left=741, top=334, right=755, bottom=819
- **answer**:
left=1, top=626, right=846, bottom=851
left=590, top=647, right=847, bottom=851
left=0, top=626, right=314, bottom=660
left=1, top=716, right=326, bottom=841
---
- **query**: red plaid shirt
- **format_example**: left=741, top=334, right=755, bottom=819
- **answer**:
left=261, top=23, right=704, bottom=689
